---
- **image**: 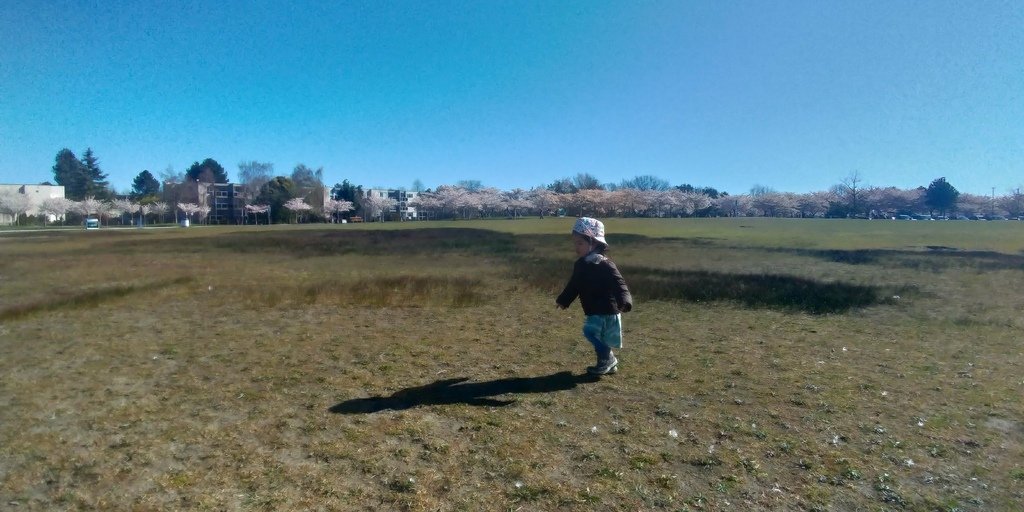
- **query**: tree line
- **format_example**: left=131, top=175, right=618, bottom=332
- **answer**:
left=4, top=149, right=1021, bottom=226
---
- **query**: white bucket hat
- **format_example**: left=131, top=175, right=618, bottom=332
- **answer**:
left=572, top=217, right=608, bottom=247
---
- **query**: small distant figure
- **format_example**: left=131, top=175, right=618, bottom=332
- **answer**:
left=556, top=217, right=633, bottom=375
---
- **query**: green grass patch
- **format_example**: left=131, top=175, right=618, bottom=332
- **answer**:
left=0, top=218, right=1022, bottom=510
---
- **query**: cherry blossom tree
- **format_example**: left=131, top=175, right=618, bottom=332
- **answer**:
left=145, top=202, right=169, bottom=224
left=362, top=194, right=397, bottom=222
left=40, top=197, right=75, bottom=225
left=475, top=187, right=503, bottom=218
left=576, top=189, right=609, bottom=217
left=245, top=204, right=270, bottom=224
left=959, top=193, right=994, bottom=218
left=501, top=189, right=533, bottom=218
left=795, top=192, right=832, bottom=218
left=455, top=190, right=483, bottom=219
left=0, top=192, right=32, bottom=226
left=178, top=202, right=201, bottom=224
left=678, top=190, right=712, bottom=217
left=323, top=198, right=354, bottom=223
left=74, top=196, right=105, bottom=224
left=433, top=185, right=467, bottom=219
left=528, top=187, right=556, bottom=218
left=408, top=193, right=441, bottom=220
left=716, top=194, right=752, bottom=217
left=283, top=197, right=313, bottom=223
left=110, top=198, right=139, bottom=225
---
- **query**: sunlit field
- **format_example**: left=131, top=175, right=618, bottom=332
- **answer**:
left=2, top=218, right=1023, bottom=511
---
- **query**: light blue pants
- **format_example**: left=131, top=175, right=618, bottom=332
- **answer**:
left=583, top=314, right=622, bottom=361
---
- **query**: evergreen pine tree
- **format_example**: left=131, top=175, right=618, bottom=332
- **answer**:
left=80, top=148, right=112, bottom=199
left=52, top=148, right=86, bottom=199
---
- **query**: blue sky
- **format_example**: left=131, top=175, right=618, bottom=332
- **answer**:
left=2, top=0, right=1021, bottom=196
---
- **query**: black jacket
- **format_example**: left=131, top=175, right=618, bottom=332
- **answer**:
left=556, top=253, right=633, bottom=315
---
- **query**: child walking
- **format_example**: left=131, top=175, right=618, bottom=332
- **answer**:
left=556, top=217, right=633, bottom=375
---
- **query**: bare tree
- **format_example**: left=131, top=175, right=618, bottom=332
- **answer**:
left=159, top=165, right=185, bottom=185
left=831, top=170, right=867, bottom=217
left=620, top=175, right=670, bottom=191
left=455, top=179, right=484, bottom=192
left=573, top=173, right=603, bottom=190
left=237, top=161, right=274, bottom=202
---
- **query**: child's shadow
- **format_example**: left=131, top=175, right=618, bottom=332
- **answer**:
left=328, top=371, right=600, bottom=414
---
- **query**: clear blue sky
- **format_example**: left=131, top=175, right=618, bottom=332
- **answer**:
left=2, top=0, right=1021, bottom=196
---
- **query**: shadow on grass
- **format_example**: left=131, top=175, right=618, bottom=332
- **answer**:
left=510, top=256, right=903, bottom=314
left=329, top=371, right=599, bottom=414
left=0, top=276, right=194, bottom=322
left=626, top=266, right=900, bottom=314
left=793, top=247, right=1024, bottom=271
left=90, top=227, right=519, bottom=258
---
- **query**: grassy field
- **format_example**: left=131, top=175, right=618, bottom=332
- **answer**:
left=1, top=218, right=1022, bottom=511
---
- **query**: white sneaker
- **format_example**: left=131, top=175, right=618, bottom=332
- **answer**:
left=587, top=354, right=618, bottom=375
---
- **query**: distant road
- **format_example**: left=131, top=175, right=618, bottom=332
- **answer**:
left=0, top=225, right=182, bottom=236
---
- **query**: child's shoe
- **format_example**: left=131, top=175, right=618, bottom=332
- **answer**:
left=587, top=353, right=618, bottom=375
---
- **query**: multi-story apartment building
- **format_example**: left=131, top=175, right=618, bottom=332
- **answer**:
left=364, top=188, right=422, bottom=220
left=163, top=181, right=245, bottom=224
left=164, top=181, right=330, bottom=224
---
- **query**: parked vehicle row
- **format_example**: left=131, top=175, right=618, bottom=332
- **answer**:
left=893, top=214, right=1022, bottom=221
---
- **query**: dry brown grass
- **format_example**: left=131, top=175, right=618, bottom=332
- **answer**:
left=1, top=220, right=1023, bottom=511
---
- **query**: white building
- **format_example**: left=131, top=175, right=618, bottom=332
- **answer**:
left=364, top=188, right=421, bottom=220
left=0, top=184, right=66, bottom=224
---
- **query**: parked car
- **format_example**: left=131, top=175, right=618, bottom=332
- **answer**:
left=85, top=218, right=100, bottom=229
